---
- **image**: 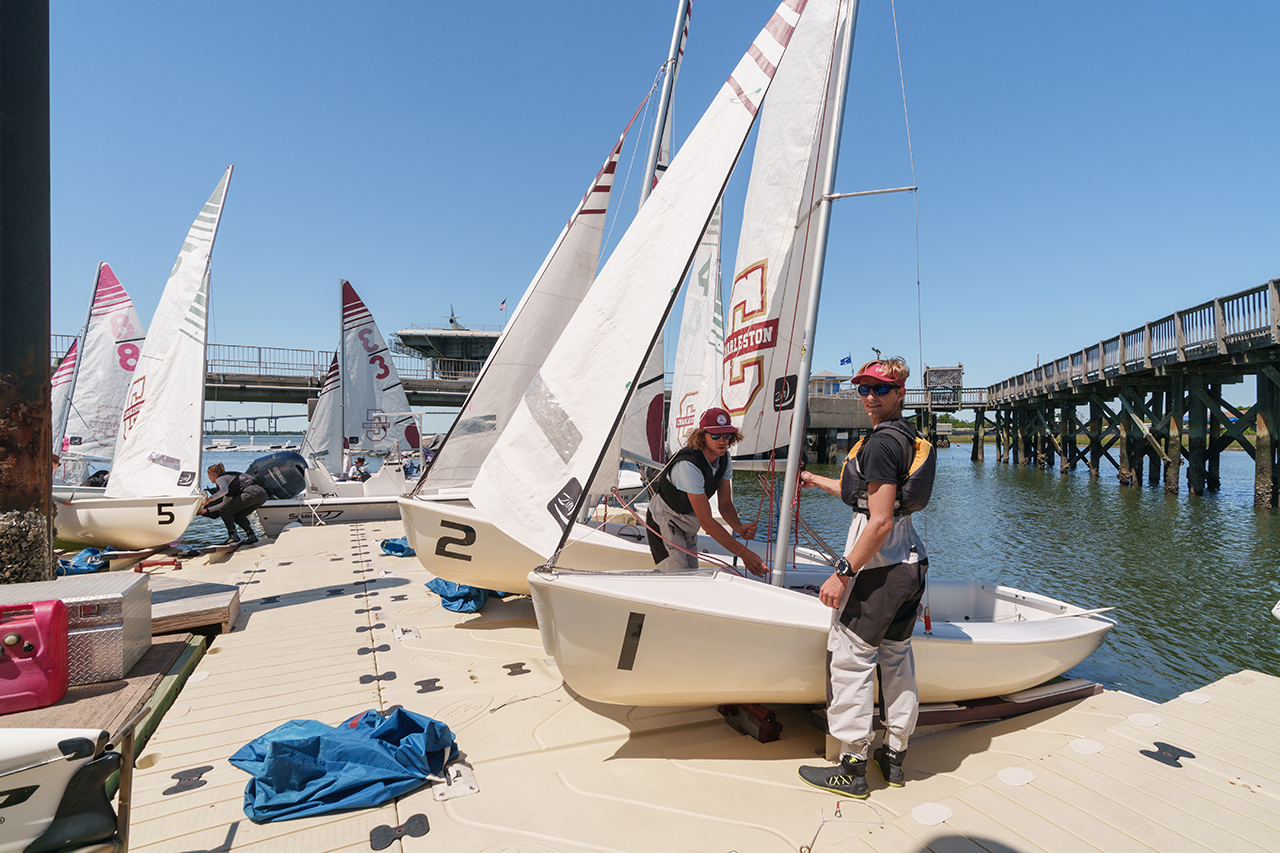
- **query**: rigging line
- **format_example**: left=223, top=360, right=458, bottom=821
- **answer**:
left=604, top=71, right=666, bottom=257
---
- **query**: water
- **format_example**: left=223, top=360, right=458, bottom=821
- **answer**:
left=731, top=445, right=1280, bottom=703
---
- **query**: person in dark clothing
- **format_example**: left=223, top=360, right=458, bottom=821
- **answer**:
left=795, top=357, right=933, bottom=799
left=202, top=462, right=269, bottom=545
left=645, top=407, right=766, bottom=577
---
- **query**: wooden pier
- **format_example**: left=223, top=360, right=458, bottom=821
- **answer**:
left=973, top=278, right=1280, bottom=506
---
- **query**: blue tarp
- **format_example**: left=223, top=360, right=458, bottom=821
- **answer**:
left=229, top=708, right=458, bottom=823
left=425, top=578, right=509, bottom=613
left=379, top=537, right=415, bottom=557
left=56, top=548, right=105, bottom=576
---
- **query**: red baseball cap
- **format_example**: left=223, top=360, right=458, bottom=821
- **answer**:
left=698, top=407, right=737, bottom=434
left=851, top=363, right=904, bottom=387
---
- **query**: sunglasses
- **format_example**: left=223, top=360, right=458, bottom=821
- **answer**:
left=708, top=432, right=735, bottom=441
left=857, top=383, right=899, bottom=397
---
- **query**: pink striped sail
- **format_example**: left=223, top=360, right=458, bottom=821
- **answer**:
left=50, top=340, right=79, bottom=453
left=339, top=280, right=419, bottom=458
left=472, top=0, right=808, bottom=559
left=419, top=94, right=654, bottom=493
left=300, top=354, right=343, bottom=465
left=60, top=262, right=146, bottom=461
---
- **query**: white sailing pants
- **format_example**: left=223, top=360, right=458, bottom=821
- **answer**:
left=826, top=620, right=919, bottom=759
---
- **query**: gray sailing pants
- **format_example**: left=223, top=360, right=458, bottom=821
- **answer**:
left=646, top=493, right=702, bottom=571
left=826, top=622, right=919, bottom=760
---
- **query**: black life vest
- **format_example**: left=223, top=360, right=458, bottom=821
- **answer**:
left=227, top=471, right=260, bottom=498
left=654, top=446, right=729, bottom=515
left=840, top=419, right=935, bottom=516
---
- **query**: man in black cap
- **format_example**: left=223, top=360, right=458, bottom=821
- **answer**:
left=645, top=407, right=766, bottom=577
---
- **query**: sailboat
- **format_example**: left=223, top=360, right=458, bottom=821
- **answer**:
left=254, top=281, right=420, bottom=536
left=397, top=6, right=701, bottom=586
left=55, top=168, right=233, bottom=550
left=51, top=262, right=147, bottom=496
left=468, top=0, right=1113, bottom=706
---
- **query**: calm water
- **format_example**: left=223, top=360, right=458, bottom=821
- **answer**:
left=733, top=445, right=1280, bottom=703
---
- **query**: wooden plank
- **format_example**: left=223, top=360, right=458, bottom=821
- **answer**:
left=0, top=634, right=191, bottom=733
left=150, top=575, right=240, bottom=634
left=955, top=783, right=1108, bottom=852
left=1037, top=751, right=1271, bottom=852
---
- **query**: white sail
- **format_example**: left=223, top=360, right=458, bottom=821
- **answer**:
left=50, top=340, right=78, bottom=455
left=300, top=353, right=342, bottom=466
left=667, top=200, right=725, bottom=452
left=471, top=0, right=809, bottom=560
left=617, top=10, right=691, bottom=468
left=417, top=101, right=649, bottom=493
left=720, top=0, right=843, bottom=458
left=340, top=280, right=419, bottom=456
left=61, top=263, right=146, bottom=461
left=106, top=167, right=232, bottom=500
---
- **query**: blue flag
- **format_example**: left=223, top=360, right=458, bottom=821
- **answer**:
left=840, top=354, right=852, bottom=366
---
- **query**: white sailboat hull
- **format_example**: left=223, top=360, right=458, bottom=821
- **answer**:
left=0, top=728, right=110, bottom=852
left=398, top=498, right=668, bottom=592
left=54, top=494, right=202, bottom=549
left=398, top=496, right=836, bottom=594
left=257, top=495, right=405, bottom=538
left=528, top=572, right=1115, bottom=706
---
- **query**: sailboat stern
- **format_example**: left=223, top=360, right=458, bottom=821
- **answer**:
left=55, top=494, right=203, bottom=550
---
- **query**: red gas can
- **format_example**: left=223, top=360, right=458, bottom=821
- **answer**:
left=0, top=600, right=70, bottom=714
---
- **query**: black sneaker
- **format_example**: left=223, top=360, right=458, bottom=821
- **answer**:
left=874, top=745, right=905, bottom=787
left=798, top=756, right=868, bottom=798
left=223, top=537, right=241, bottom=546
left=243, top=535, right=259, bottom=545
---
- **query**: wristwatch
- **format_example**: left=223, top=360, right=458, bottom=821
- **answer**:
left=834, top=558, right=853, bottom=578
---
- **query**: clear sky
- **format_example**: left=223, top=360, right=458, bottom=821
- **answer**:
left=49, top=1, right=1280, bottom=430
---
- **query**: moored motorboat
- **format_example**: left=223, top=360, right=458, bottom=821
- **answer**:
left=528, top=570, right=1116, bottom=706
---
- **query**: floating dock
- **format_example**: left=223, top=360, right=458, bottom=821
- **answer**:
left=120, top=521, right=1278, bottom=852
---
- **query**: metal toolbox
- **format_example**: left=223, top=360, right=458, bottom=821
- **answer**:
left=0, top=573, right=150, bottom=685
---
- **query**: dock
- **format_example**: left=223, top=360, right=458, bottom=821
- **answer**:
left=111, top=520, right=1279, bottom=852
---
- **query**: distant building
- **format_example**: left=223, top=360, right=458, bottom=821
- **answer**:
left=809, top=370, right=845, bottom=397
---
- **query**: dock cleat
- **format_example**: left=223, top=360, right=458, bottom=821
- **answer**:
left=798, top=755, right=869, bottom=798
left=874, top=745, right=906, bottom=787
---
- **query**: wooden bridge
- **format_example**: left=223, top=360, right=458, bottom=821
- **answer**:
left=50, top=338, right=484, bottom=408
left=975, top=278, right=1280, bottom=506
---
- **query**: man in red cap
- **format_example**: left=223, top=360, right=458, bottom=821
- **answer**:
left=795, top=356, right=932, bottom=799
left=644, top=407, right=766, bottom=577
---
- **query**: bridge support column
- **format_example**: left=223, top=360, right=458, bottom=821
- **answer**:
left=1207, top=382, right=1222, bottom=491
left=1164, top=377, right=1184, bottom=494
left=1088, top=400, right=1102, bottom=479
left=972, top=408, right=985, bottom=462
left=1060, top=404, right=1074, bottom=472
left=1256, top=370, right=1279, bottom=507
left=997, top=409, right=1008, bottom=464
left=1146, top=389, right=1161, bottom=486
left=1117, top=391, right=1134, bottom=486
left=1187, top=375, right=1206, bottom=496
left=1042, top=406, right=1055, bottom=470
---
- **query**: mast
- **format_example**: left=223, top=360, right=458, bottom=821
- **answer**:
left=770, top=0, right=861, bottom=587
left=58, top=262, right=99, bottom=453
left=639, top=0, right=689, bottom=208
left=338, top=278, right=346, bottom=472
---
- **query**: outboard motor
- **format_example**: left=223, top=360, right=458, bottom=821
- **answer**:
left=247, top=451, right=308, bottom=500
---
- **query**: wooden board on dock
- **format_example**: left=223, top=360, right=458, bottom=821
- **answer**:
left=0, top=634, right=199, bottom=739
left=150, top=575, right=240, bottom=634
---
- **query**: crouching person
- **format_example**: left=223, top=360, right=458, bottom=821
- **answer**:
left=203, top=463, right=269, bottom=545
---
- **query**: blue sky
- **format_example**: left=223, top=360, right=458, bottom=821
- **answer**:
left=49, top=2, right=1279, bottom=429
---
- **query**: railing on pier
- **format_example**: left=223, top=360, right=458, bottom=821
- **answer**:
left=989, top=278, right=1280, bottom=404
left=50, top=339, right=487, bottom=383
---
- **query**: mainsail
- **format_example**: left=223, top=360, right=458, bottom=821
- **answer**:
left=107, top=167, right=232, bottom=500
left=667, top=200, right=725, bottom=452
left=340, top=280, right=419, bottom=456
left=415, top=100, right=650, bottom=493
left=300, top=353, right=342, bottom=465
left=471, top=0, right=812, bottom=559
left=721, top=0, right=844, bottom=459
left=50, top=340, right=78, bottom=454
left=618, top=0, right=693, bottom=466
left=59, top=262, right=146, bottom=460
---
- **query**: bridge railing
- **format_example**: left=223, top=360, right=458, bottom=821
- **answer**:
left=989, top=278, right=1280, bottom=403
